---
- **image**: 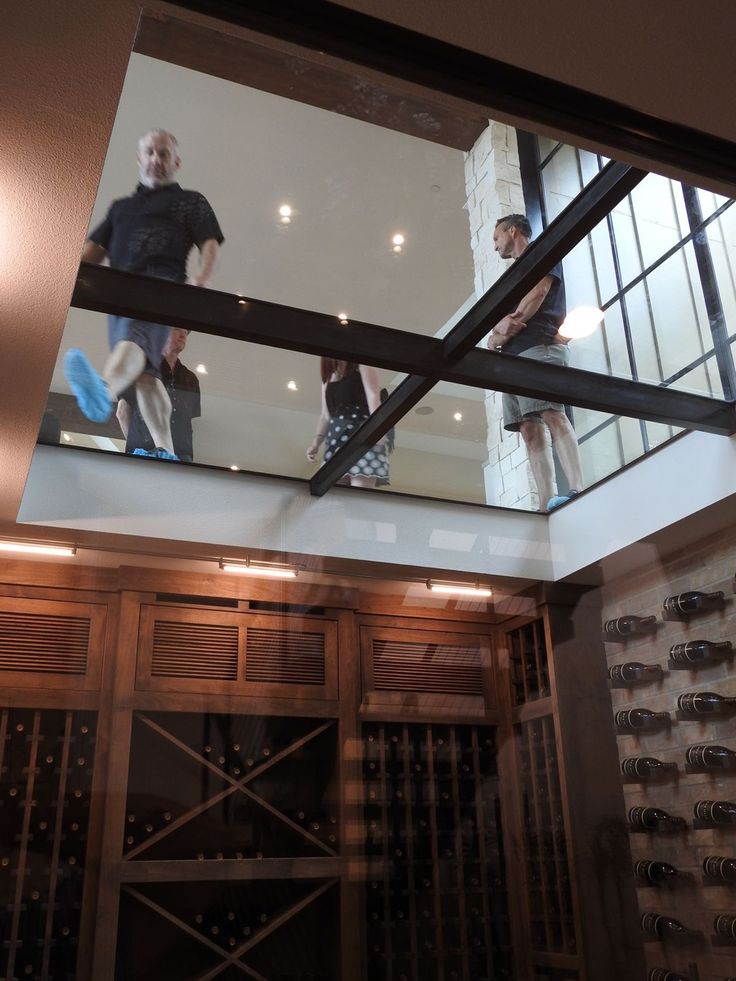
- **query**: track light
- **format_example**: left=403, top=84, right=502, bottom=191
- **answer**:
left=220, top=558, right=298, bottom=579
left=427, top=580, right=492, bottom=598
left=0, top=540, right=76, bottom=557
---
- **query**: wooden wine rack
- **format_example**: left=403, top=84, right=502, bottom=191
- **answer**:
left=362, top=721, right=512, bottom=981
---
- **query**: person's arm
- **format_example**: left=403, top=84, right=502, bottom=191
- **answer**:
left=306, top=383, right=331, bottom=461
left=80, top=240, right=108, bottom=264
left=359, top=364, right=389, bottom=447
left=487, top=273, right=555, bottom=349
left=116, top=399, right=131, bottom=439
left=189, top=238, right=220, bottom=287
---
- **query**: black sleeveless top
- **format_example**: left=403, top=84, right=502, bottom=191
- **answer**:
left=325, top=370, right=369, bottom=416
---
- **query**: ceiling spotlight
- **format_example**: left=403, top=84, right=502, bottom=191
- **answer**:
left=337, top=313, right=349, bottom=325
left=453, top=412, right=463, bottom=422
left=287, top=380, right=298, bottom=391
left=62, top=432, right=72, bottom=443
left=220, top=559, right=298, bottom=579
left=237, top=296, right=248, bottom=306
left=195, top=364, right=208, bottom=375
left=0, top=541, right=76, bottom=558
left=427, top=580, right=492, bottom=598
left=392, top=233, right=405, bottom=246
left=279, top=204, right=293, bottom=217
left=559, top=305, right=604, bottom=340
left=230, top=464, right=240, bottom=472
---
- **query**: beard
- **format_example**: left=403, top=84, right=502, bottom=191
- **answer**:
left=138, top=165, right=176, bottom=188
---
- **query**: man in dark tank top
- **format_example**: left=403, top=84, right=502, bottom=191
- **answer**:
left=486, top=214, right=583, bottom=511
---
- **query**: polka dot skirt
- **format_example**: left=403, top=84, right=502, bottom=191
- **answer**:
left=323, top=409, right=390, bottom=483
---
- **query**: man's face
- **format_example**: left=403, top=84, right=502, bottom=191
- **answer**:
left=137, top=133, right=180, bottom=188
left=164, top=328, right=188, bottom=359
left=492, top=222, right=516, bottom=259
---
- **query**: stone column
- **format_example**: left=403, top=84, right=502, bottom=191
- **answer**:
left=464, top=122, right=551, bottom=511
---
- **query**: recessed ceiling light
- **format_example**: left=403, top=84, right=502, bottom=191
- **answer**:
left=195, top=364, right=208, bottom=375
left=62, top=432, right=72, bottom=443
left=230, top=465, right=240, bottom=472
left=287, top=380, right=298, bottom=391
left=279, top=204, right=293, bottom=217
left=392, top=233, right=405, bottom=246
left=430, top=184, right=441, bottom=193
left=337, top=313, right=349, bottom=325
left=453, top=411, right=463, bottom=422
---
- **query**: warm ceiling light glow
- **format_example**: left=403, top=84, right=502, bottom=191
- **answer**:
left=238, top=297, right=248, bottom=305
left=427, top=580, right=492, bottom=598
left=230, top=465, right=240, bottom=472
left=392, top=244, right=403, bottom=254
left=453, top=412, right=463, bottom=422
left=62, top=432, right=72, bottom=443
left=0, top=541, right=76, bottom=558
left=559, top=305, right=605, bottom=340
left=280, top=215, right=292, bottom=224
left=279, top=204, right=292, bottom=217
left=287, top=380, right=298, bottom=391
left=220, top=559, right=298, bottom=579
left=337, top=313, right=349, bottom=325
left=195, top=364, right=208, bottom=375
left=392, top=233, right=405, bottom=246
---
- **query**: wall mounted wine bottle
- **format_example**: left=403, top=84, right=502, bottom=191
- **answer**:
left=622, top=757, right=677, bottom=780
left=714, top=914, right=736, bottom=939
left=635, top=860, right=680, bottom=885
left=640, top=911, right=692, bottom=938
left=703, top=856, right=736, bottom=882
left=694, top=800, right=736, bottom=826
left=648, top=970, right=690, bottom=981
left=616, top=708, right=670, bottom=731
left=663, top=589, right=725, bottom=620
left=603, top=616, right=658, bottom=641
left=629, top=806, right=687, bottom=832
left=678, top=691, right=736, bottom=714
left=686, top=745, right=736, bottom=769
left=669, top=639, right=733, bottom=667
left=609, top=662, right=664, bottom=686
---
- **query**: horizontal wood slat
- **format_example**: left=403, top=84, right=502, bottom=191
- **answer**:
left=371, top=638, right=483, bottom=694
left=151, top=621, right=238, bottom=680
left=245, top=628, right=325, bottom=685
left=0, top=610, right=89, bottom=675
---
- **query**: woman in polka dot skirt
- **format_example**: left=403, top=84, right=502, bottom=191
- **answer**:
left=306, top=359, right=390, bottom=487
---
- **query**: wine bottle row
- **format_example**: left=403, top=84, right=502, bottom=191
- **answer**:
left=636, top=856, right=736, bottom=884
left=629, top=801, right=736, bottom=830
left=603, top=589, right=728, bottom=642
left=621, top=744, right=736, bottom=778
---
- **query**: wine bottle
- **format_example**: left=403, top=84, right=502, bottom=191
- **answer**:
left=686, top=744, right=736, bottom=768
left=670, top=640, right=733, bottom=664
left=603, top=616, right=658, bottom=639
left=616, top=708, right=670, bottom=730
left=622, top=757, right=677, bottom=779
left=641, top=911, right=691, bottom=937
left=694, top=800, right=736, bottom=825
left=634, top=860, right=679, bottom=884
left=629, top=806, right=686, bottom=832
left=648, top=970, right=690, bottom=981
left=703, top=856, right=736, bottom=882
left=609, top=662, right=663, bottom=684
left=714, top=914, right=736, bottom=939
left=663, top=590, right=725, bottom=617
left=679, top=691, right=736, bottom=713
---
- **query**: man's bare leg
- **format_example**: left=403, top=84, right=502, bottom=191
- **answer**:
left=134, top=374, right=174, bottom=455
left=102, top=340, right=146, bottom=398
left=519, top=419, right=555, bottom=507
left=542, top=409, right=583, bottom=492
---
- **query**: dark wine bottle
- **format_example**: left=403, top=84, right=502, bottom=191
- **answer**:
left=663, top=590, right=724, bottom=617
left=629, top=806, right=686, bottom=832
left=609, top=662, right=663, bottom=685
left=603, top=616, right=658, bottom=639
left=714, top=914, right=736, bottom=939
left=703, top=856, right=736, bottom=882
left=634, top=860, right=679, bottom=884
left=616, top=708, right=670, bottom=730
left=622, top=757, right=676, bottom=779
left=694, top=800, right=736, bottom=825
left=648, top=970, right=690, bottom=981
left=686, top=744, right=736, bottom=768
left=678, top=691, right=736, bottom=714
left=641, top=911, right=691, bottom=937
left=670, top=639, right=733, bottom=664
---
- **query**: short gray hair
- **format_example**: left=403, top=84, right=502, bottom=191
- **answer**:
left=138, top=128, right=179, bottom=150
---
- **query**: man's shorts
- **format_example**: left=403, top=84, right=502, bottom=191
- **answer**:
left=107, top=315, right=171, bottom=380
left=502, top=343, right=570, bottom=432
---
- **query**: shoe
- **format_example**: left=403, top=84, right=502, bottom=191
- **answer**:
left=132, top=447, right=180, bottom=461
left=547, top=489, right=580, bottom=511
left=64, top=349, right=113, bottom=423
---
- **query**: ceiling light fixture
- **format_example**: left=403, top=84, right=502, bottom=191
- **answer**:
left=392, top=233, right=405, bottom=246
left=287, top=380, right=298, bottom=391
left=62, top=432, right=72, bottom=443
left=337, top=313, right=349, bottom=326
left=195, top=364, right=208, bottom=375
left=230, top=465, right=240, bottom=472
left=559, top=305, right=605, bottom=340
left=0, top=541, right=76, bottom=558
left=279, top=204, right=292, bottom=217
left=453, top=412, right=463, bottom=422
left=427, top=580, right=492, bottom=598
left=220, top=559, right=299, bottom=579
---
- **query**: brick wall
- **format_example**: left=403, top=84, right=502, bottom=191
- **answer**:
left=601, top=526, right=736, bottom=980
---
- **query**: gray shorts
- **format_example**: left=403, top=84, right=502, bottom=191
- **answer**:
left=108, top=315, right=171, bottom=379
left=503, top=343, right=570, bottom=431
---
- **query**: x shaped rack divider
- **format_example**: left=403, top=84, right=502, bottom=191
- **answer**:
left=124, top=714, right=338, bottom=861
left=122, top=877, right=338, bottom=981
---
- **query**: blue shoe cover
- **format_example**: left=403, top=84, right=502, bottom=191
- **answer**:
left=132, top=447, right=179, bottom=461
left=64, top=349, right=112, bottom=423
left=547, top=489, right=580, bottom=511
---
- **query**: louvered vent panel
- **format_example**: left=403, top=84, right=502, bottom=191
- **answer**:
left=151, top=621, right=238, bottom=680
left=245, top=628, right=325, bottom=685
left=0, top=611, right=89, bottom=674
left=372, top=639, right=483, bottom=694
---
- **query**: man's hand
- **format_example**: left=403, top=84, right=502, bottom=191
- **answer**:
left=487, top=314, right=525, bottom=349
